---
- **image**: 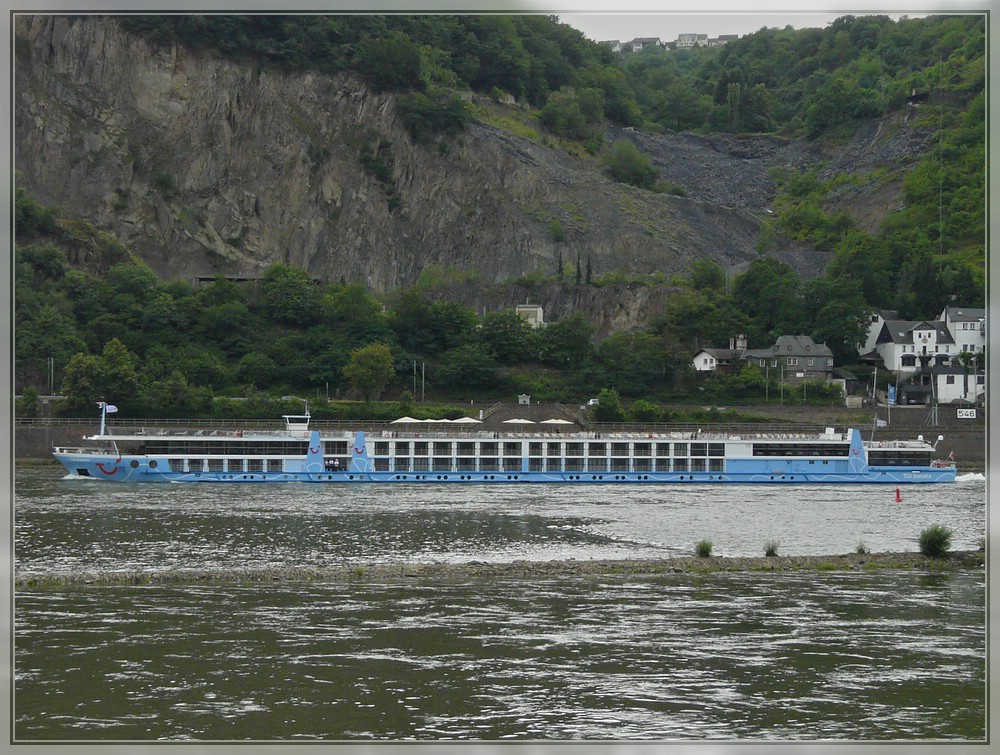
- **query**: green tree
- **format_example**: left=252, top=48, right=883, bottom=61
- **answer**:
left=592, top=331, right=667, bottom=396
left=602, top=140, right=658, bottom=190
left=592, top=387, right=625, bottom=422
left=356, top=31, right=424, bottom=91
left=435, top=343, right=500, bottom=392
left=539, top=312, right=593, bottom=368
left=478, top=309, right=538, bottom=363
left=689, top=259, right=727, bottom=293
left=258, top=264, right=318, bottom=325
left=732, top=257, right=802, bottom=344
left=343, top=342, right=396, bottom=402
left=60, top=338, right=140, bottom=413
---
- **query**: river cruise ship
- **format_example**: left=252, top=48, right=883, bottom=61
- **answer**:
left=52, top=405, right=957, bottom=484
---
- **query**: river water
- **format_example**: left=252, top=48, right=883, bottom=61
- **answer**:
left=13, top=466, right=987, bottom=741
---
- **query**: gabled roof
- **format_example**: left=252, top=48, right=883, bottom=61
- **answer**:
left=876, top=319, right=955, bottom=345
left=771, top=335, right=833, bottom=358
left=942, top=306, right=985, bottom=322
left=694, top=347, right=742, bottom=361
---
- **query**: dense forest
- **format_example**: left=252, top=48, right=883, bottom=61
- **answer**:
left=14, top=13, right=985, bottom=418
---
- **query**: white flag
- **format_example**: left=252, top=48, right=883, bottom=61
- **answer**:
left=105, top=404, right=118, bottom=413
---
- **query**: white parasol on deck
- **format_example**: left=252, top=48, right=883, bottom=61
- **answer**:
left=502, top=418, right=535, bottom=424
left=540, top=418, right=573, bottom=425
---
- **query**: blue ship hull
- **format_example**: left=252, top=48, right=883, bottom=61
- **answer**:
left=55, top=459, right=956, bottom=485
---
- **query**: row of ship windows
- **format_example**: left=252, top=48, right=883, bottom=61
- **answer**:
left=369, top=442, right=727, bottom=457
left=165, top=458, right=739, bottom=473
left=370, top=458, right=728, bottom=473
left=171, top=459, right=287, bottom=473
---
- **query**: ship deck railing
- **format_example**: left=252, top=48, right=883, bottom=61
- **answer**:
left=59, top=420, right=855, bottom=443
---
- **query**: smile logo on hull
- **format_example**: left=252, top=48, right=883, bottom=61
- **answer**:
left=96, top=456, right=123, bottom=476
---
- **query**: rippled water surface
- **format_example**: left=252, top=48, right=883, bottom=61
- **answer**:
left=13, top=467, right=987, bottom=741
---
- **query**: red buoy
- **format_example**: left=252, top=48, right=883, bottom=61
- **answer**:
left=895, top=488, right=902, bottom=502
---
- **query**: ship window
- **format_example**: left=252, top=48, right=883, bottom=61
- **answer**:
left=432, top=442, right=452, bottom=456
left=545, top=459, right=561, bottom=472
left=457, top=442, right=475, bottom=456
left=413, top=442, right=428, bottom=455
left=611, top=458, right=629, bottom=471
left=611, top=443, right=629, bottom=456
left=565, top=443, right=584, bottom=456
left=634, top=459, right=652, bottom=472
left=432, top=457, right=452, bottom=471
left=634, top=443, right=651, bottom=456
left=480, top=442, right=498, bottom=456
left=457, top=458, right=476, bottom=471
left=267, top=459, right=284, bottom=472
left=674, top=443, right=688, bottom=456
left=413, top=458, right=430, bottom=471
left=565, top=459, right=584, bottom=472
left=227, top=459, right=244, bottom=473
left=588, top=443, right=607, bottom=456
left=374, top=459, right=390, bottom=472
left=529, top=442, right=543, bottom=455
left=503, top=442, right=521, bottom=455
left=394, top=441, right=411, bottom=455
left=325, top=441, right=348, bottom=455
left=691, top=443, right=707, bottom=456
left=589, top=458, right=608, bottom=472
left=547, top=442, right=562, bottom=455
left=208, top=459, right=224, bottom=472
left=503, top=457, right=520, bottom=471
left=248, top=459, right=263, bottom=473
left=673, top=459, right=689, bottom=472
left=690, top=459, right=706, bottom=472
left=374, top=442, right=390, bottom=456
left=394, top=457, right=410, bottom=472
left=480, top=458, right=500, bottom=471
left=709, top=459, right=724, bottom=472
left=708, top=443, right=725, bottom=457
left=529, top=458, right=544, bottom=471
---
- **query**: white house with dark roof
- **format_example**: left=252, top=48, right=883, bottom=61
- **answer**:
left=860, top=306, right=985, bottom=373
left=692, top=335, right=747, bottom=372
left=675, top=33, right=709, bottom=48
left=898, top=364, right=985, bottom=405
left=628, top=37, right=664, bottom=52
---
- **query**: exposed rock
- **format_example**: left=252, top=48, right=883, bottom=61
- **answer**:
left=14, top=16, right=930, bottom=333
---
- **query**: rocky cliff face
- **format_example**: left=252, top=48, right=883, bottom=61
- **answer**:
left=14, top=15, right=929, bottom=333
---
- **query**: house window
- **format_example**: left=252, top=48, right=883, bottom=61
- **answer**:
left=946, top=375, right=955, bottom=384
left=977, top=375, right=985, bottom=384
left=787, top=357, right=798, bottom=366
left=807, top=358, right=814, bottom=366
